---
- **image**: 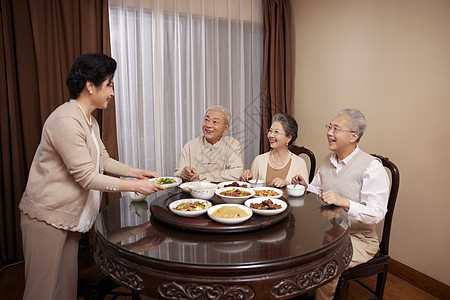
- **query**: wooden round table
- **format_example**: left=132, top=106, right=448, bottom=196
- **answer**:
left=94, top=189, right=352, bottom=299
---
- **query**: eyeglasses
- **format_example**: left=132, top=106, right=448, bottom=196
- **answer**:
left=325, top=124, right=356, bottom=134
left=266, top=129, right=286, bottom=137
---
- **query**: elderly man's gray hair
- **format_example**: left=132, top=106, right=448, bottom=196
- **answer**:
left=206, top=105, right=231, bottom=124
left=337, top=108, right=367, bottom=142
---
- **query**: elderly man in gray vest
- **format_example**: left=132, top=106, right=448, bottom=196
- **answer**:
left=292, top=108, right=390, bottom=300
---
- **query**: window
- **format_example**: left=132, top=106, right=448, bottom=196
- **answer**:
left=109, top=0, right=263, bottom=175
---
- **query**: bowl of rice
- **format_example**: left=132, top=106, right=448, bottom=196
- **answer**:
left=207, top=204, right=253, bottom=224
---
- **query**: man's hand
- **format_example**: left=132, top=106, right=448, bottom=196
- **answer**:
left=291, top=174, right=308, bottom=189
left=181, top=166, right=196, bottom=181
left=320, top=190, right=350, bottom=211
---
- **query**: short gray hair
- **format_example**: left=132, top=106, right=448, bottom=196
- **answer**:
left=272, top=113, right=298, bottom=146
left=337, top=108, right=367, bottom=142
left=206, top=105, right=231, bottom=124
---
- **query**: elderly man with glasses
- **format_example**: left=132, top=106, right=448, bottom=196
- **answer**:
left=293, top=108, right=390, bottom=300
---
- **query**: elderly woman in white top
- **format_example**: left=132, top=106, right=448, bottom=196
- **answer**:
left=241, top=113, right=308, bottom=188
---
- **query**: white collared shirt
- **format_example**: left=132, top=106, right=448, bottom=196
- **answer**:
left=308, top=147, right=390, bottom=225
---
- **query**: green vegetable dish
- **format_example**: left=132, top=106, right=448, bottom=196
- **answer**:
left=156, top=177, right=176, bottom=185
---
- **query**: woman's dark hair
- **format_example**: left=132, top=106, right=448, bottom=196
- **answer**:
left=66, top=53, right=117, bottom=99
left=272, top=113, right=298, bottom=146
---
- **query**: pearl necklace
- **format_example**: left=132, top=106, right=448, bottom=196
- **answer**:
left=270, top=150, right=290, bottom=167
left=77, top=103, right=92, bottom=131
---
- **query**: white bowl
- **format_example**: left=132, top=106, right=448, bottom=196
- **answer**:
left=248, top=179, right=265, bottom=188
left=129, top=192, right=147, bottom=201
left=244, top=198, right=287, bottom=216
left=251, top=187, right=283, bottom=198
left=215, top=187, right=255, bottom=204
left=169, top=199, right=212, bottom=217
left=189, top=182, right=218, bottom=200
left=179, top=181, right=210, bottom=194
left=286, top=184, right=306, bottom=197
left=218, top=181, right=251, bottom=189
left=207, top=204, right=253, bottom=224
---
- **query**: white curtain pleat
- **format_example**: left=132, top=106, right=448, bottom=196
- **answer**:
left=109, top=0, right=263, bottom=177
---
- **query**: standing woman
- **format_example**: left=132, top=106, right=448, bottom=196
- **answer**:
left=19, top=53, right=163, bottom=299
left=241, top=113, right=308, bottom=187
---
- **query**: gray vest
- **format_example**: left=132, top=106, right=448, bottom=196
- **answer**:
left=320, top=150, right=377, bottom=235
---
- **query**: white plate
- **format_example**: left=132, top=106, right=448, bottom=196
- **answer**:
left=169, top=199, right=212, bottom=217
left=149, top=176, right=182, bottom=189
left=251, top=187, right=283, bottom=198
left=217, top=181, right=251, bottom=189
left=244, top=198, right=287, bottom=216
left=215, top=187, right=255, bottom=204
left=179, top=181, right=210, bottom=193
left=207, top=204, right=253, bottom=224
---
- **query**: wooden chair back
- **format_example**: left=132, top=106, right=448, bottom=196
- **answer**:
left=288, top=145, right=316, bottom=183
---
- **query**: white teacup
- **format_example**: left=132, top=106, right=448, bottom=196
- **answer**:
left=129, top=192, right=147, bottom=201
left=286, top=184, right=306, bottom=197
left=249, top=179, right=265, bottom=188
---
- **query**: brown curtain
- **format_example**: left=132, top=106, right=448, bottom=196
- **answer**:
left=261, top=0, right=292, bottom=153
left=0, top=0, right=118, bottom=266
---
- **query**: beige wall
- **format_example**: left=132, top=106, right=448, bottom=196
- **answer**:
left=291, top=0, right=450, bottom=285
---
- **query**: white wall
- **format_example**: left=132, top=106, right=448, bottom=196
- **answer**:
left=291, top=0, right=450, bottom=285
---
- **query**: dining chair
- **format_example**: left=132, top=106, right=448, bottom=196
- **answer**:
left=333, top=154, right=400, bottom=300
left=288, top=145, right=316, bottom=183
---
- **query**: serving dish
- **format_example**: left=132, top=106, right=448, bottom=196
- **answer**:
left=207, top=204, right=253, bottom=224
left=149, top=176, right=182, bottom=189
left=215, top=187, right=255, bottom=204
left=244, top=198, right=287, bottom=216
left=218, top=181, right=252, bottom=189
left=168, top=199, right=212, bottom=217
left=251, top=187, right=283, bottom=198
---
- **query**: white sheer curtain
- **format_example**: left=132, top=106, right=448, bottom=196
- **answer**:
left=109, top=0, right=263, bottom=176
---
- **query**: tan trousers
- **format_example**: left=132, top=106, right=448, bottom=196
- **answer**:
left=21, top=212, right=81, bottom=300
left=314, top=232, right=379, bottom=300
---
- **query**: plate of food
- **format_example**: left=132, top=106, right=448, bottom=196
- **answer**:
left=179, top=181, right=211, bottom=193
left=218, top=181, right=252, bottom=189
left=149, top=176, right=182, bottom=189
left=244, top=198, right=287, bottom=216
left=215, top=187, right=255, bottom=204
left=251, top=187, right=283, bottom=198
left=168, top=199, right=212, bottom=217
left=207, top=204, right=253, bottom=224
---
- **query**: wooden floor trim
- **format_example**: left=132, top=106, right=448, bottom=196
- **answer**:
left=389, top=258, right=450, bottom=299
